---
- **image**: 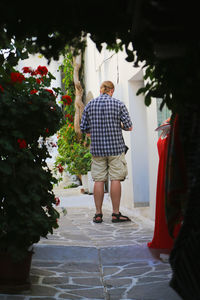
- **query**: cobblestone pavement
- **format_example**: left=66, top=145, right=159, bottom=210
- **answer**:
left=0, top=189, right=181, bottom=300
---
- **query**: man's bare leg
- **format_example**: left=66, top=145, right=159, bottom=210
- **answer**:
left=110, top=180, right=121, bottom=214
left=93, top=181, right=104, bottom=221
left=110, top=180, right=130, bottom=221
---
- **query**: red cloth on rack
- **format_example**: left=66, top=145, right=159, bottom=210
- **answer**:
left=148, top=134, right=180, bottom=250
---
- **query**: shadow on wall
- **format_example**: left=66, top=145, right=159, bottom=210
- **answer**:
left=85, top=91, right=94, bottom=104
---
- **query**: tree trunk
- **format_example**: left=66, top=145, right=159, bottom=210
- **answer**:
left=73, top=54, right=84, bottom=139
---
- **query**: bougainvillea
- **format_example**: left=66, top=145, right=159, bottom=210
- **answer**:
left=61, top=94, right=73, bottom=106
left=65, top=113, right=73, bottom=122
left=55, top=51, right=91, bottom=178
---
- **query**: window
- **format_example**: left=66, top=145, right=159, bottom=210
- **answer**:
left=156, top=98, right=171, bottom=127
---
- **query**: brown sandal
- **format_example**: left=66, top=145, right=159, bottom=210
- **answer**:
left=112, top=212, right=131, bottom=223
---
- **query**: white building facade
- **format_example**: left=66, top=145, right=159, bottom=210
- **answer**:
left=84, top=37, right=166, bottom=220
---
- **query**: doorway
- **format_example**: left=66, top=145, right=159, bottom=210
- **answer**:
left=128, top=72, right=150, bottom=208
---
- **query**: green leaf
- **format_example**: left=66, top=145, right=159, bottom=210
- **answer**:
left=0, top=162, right=13, bottom=175
left=20, top=51, right=29, bottom=60
left=125, top=52, right=135, bottom=62
left=7, top=53, right=19, bottom=66
left=144, top=96, right=152, bottom=107
left=136, top=87, right=146, bottom=96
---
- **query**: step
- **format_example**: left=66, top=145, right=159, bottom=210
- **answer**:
left=33, top=244, right=156, bottom=263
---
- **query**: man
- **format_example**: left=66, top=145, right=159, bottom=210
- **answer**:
left=80, top=81, right=133, bottom=223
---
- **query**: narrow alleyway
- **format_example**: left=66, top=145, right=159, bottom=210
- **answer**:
left=0, top=188, right=181, bottom=300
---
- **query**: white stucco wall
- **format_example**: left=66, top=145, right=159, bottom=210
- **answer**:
left=84, top=36, right=159, bottom=219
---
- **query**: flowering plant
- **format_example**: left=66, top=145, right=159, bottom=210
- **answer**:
left=55, top=121, right=91, bottom=176
left=54, top=51, right=91, bottom=178
left=0, top=62, right=62, bottom=261
left=61, top=95, right=73, bottom=106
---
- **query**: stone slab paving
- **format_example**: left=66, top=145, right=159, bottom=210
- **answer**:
left=0, top=191, right=182, bottom=300
left=39, top=206, right=153, bottom=248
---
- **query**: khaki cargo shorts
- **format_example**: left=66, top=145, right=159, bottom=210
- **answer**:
left=91, top=153, right=128, bottom=182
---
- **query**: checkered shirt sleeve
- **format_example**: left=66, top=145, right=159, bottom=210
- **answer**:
left=80, top=94, right=132, bottom=156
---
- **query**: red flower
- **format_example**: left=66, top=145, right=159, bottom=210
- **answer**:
left=17, top=139, right=27, bottom=149
left=45, top=128, right=49, bottom=133
left=30, top=89, right=38, bottom=94
left=0, top=85, right=4, bottom=93
left=22, top=67, right=32, bottom=74
left=55, top=197, right=60, bottom=206
left=36, top=65, right=48, bottom=76
left=62, top=95, right=72, bottom=105
left=31, top=70, right=37, bottom=76
left=11, top=72, right=25, bottom=83
left=45, top=89, right=54, bottom=96
left=57, top=164, right=64, bottom=173
left=36, top=78, right=43, bottom=84
left=65, top=114, right=73, bottom=122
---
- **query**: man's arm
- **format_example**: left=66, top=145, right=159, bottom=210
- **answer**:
left=121, top=123, right=133, bottom=131
left=80, top=106, right=90, bottom=133
left=120, top=103, right=133, bottom=130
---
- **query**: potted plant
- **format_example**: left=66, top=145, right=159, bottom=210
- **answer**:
left=65, top=142, right=92, bottom=193
left=0, top=62, right=63, bottom=291
left=55, top=121, right=92, bottom=190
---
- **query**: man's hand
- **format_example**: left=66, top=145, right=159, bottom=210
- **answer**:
left=121, top=123, right=133, bottom=131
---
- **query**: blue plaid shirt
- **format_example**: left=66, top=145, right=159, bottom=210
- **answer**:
left=80, top=93, right=132, bottom=156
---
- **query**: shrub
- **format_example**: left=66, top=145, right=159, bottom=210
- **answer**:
left=0, top=63, right=63, bottom=261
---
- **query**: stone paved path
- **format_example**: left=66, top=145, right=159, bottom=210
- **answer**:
left=0, top=189, right=181, bottom=300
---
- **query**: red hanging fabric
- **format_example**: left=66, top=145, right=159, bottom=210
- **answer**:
left=148, top=133, right=180, bottom=250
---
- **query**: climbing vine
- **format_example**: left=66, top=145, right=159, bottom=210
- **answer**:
left=55, top=49, right=91, bottom=178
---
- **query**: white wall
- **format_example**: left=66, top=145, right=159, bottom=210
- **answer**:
left=128, top=77, right=149, bottom=207
left=84, top=36, right=159, bottom=219
left=146, top=100, right=159, bottom=219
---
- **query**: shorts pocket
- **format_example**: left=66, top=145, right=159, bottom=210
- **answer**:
left=121, top=157, right=128, bottom=179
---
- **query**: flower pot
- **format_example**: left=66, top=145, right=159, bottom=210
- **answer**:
left=81, top=174, right=89, bottom=193
left=87, top=171, right=94, bottom=194
left=0, top=251, right=33, bottom=293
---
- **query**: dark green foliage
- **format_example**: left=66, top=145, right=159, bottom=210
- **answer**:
left=0, top=1, right=200, bottom=296
left=0, top=60, right=62, bottom=261
left=1, top=1, right=198, bottom=113
left=0, top=1, right=131, bottom=61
